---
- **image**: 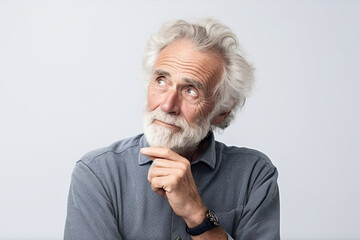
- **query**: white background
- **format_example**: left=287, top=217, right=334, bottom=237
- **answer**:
left=1, top=1, right=359, bottom=239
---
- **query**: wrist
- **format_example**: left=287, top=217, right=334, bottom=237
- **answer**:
left=183, top=205, right=207, bottom=228
left=186, top=209, right=221, bottom=236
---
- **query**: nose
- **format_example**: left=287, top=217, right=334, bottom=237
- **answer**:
left=160, top=89, right=180, bottom=115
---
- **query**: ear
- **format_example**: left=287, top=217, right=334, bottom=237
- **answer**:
left=211, top=111, right=231, bottom=125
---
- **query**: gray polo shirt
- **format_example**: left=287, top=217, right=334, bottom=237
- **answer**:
left=64, top=132, right=280, bottom=240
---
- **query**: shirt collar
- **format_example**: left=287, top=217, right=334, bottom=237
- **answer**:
left=191, top=131, right=216, bottom=170
left=138, top=132, right=217, bottom=170
left=138, top=135, right=152, bottom=165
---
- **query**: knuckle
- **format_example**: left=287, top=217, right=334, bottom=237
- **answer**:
left=180, top=162, right=189, bottom=172
left=151, top=177, right=158, bottom=186
left=151, top=185, right=158, bottom=192
left=166, top=186, right=173, bottom=193
left=164, top=148, right=172, bottom=156
left=156, top=159, right=164, bottom=165
left=147, top=170, right=153, bottom=182
left=184, top=160, right=190, bottom=167
left=176, top=166, right=184, bottom=175
left=152, top=178, right=162, bottom=189
left=180, top=164, right=186, bottom=171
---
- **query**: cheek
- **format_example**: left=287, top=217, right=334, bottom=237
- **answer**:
left=183, top=102, right=212, bottom=124
left=147, top=88, right=160, bottom=111
left=198, top=98, right=215, bottom=116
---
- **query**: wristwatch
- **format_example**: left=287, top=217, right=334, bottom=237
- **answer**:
left=186, top=209, right=220, bottom=236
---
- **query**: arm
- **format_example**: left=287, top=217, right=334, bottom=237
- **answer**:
left=64, top=161, right=123, bottom=240
left=236, top=165, right=280, bottom=240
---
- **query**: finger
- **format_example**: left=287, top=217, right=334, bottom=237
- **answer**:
left=148, top=164, right=182, bottom=181
left=152, top=158, right=185, bottom=169
left=144, top=154, right=156, bottom=161
left=148, top=175, right=167, bottom=196
left=154, top=188, right=166, bottom=197
left=151, top=175, right=177, bottom=193
left=140, top=147, right=184, bottom=162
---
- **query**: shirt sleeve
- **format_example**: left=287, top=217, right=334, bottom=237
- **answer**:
left=64, top=161, right=123, bottom=240
left=235, top=165, right=280, bottom=239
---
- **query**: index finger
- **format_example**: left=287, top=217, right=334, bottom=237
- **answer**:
left=140, top=147, right=184, bottom=162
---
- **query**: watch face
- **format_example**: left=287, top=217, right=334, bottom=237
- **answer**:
left=207, top=210, right=220, bottom=226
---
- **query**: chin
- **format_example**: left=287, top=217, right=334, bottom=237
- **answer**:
left=142, top=107, right=212, bottom=155
left=143, top=123, right=194, bottom=155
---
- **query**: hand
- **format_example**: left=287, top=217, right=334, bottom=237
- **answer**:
left=140, top=147, right=206, bottom=227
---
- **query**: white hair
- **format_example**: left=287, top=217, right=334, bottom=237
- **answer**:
left=142, top=18, right=254, bottom=129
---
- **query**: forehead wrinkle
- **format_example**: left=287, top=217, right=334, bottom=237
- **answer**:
left=157, top=54, right=219, bottom=74
left=156, top=57, right=220, bottom=83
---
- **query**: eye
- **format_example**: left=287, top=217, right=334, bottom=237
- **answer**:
left=185, top=87, right=198, bottom=97
left=156, top=77, right=166, bottom=86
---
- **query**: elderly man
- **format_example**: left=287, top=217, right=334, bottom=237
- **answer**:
left=64, top=18, right=280, bottom=240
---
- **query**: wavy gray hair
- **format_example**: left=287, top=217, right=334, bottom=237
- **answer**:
left=142, top=18, right=254, bottom=129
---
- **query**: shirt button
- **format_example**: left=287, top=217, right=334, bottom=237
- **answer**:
left=175, top=236, right=181, bottom=240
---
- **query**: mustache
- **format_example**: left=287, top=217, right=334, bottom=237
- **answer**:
left=146, top=108, right=189, bottom=129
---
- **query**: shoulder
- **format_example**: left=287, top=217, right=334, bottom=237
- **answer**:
left=69, top=134, right=145, bottom=200
left=216, top=141, right=276, bottom=173
left=215, top=142, right=278, bottom=194
left=78, top=134, right=144, bottom=166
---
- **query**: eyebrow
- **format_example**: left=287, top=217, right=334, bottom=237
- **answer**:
left=154, top=69, right=170, bottom=77
left=183, top=78, right=204, bottom=90
left=154, top=68, right=204, bottom=90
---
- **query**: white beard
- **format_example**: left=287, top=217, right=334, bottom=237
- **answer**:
left=143, top=107, right=213, bottom=156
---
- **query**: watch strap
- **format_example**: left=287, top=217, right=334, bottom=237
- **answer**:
left=186, top=210, right=219, bottom=236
